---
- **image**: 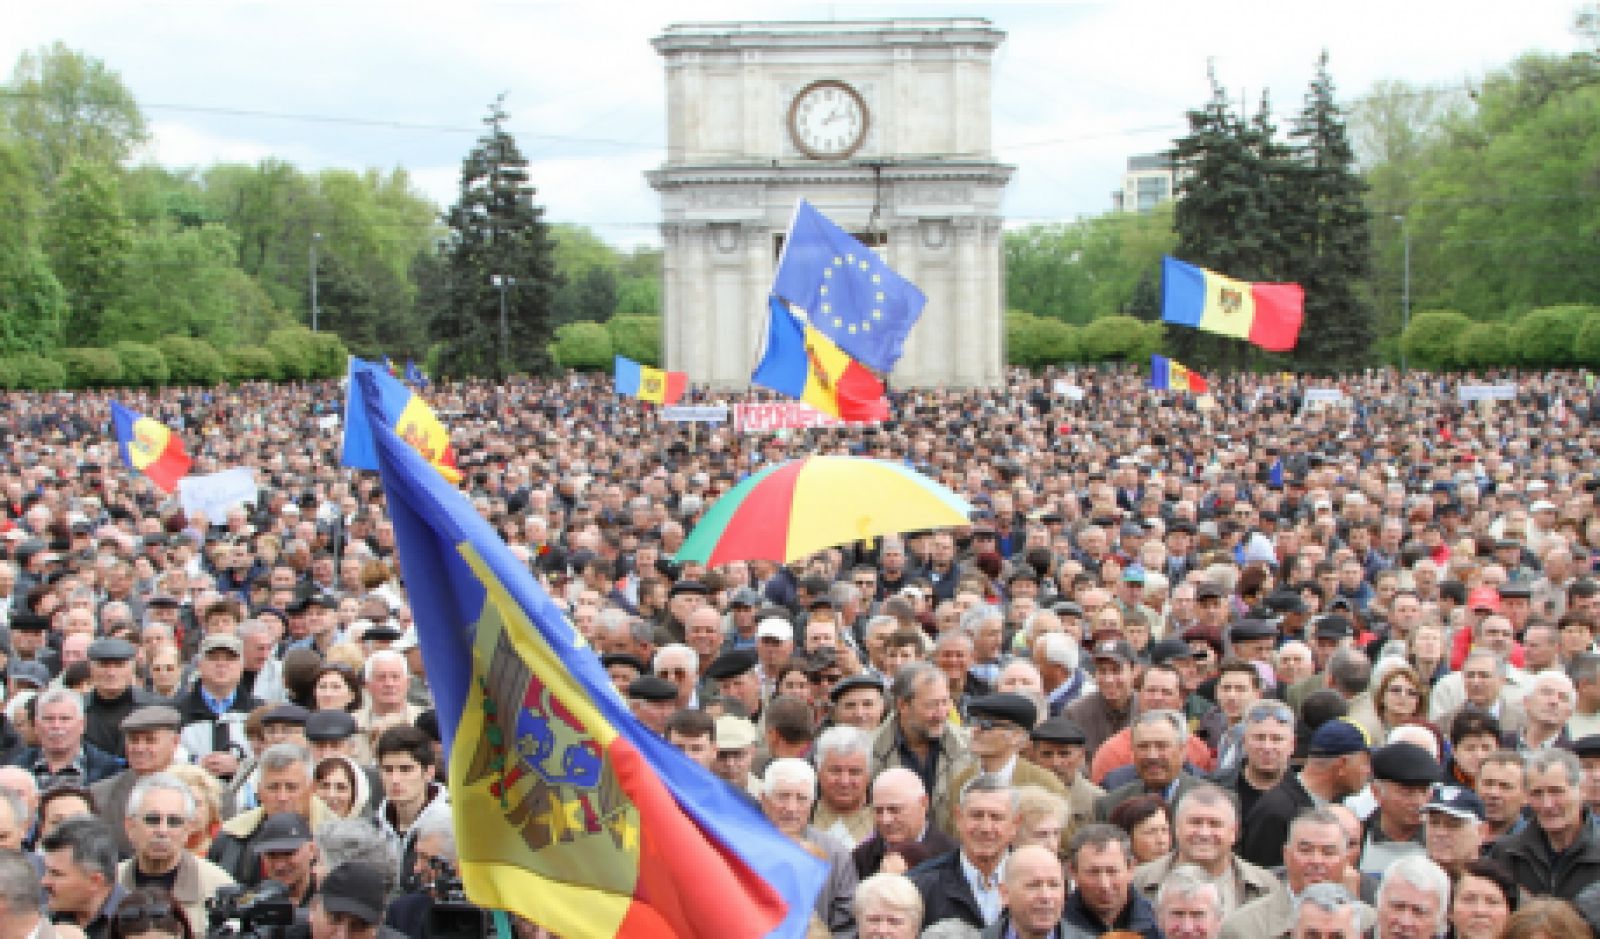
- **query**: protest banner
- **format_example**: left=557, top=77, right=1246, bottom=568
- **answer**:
left=661, top=405, right=729, bottom=424
left=733, top=403, right=878, bottom=432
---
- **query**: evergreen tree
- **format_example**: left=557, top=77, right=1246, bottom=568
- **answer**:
left=432, top=96, right=559, bottom=377
left=1287, top=52, right=1374, bottom=370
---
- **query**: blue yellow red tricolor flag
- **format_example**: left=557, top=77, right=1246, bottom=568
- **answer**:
left=613, top=356, right=687, bottom=405
left=1160, top=255, right=1304, bottom=352
left=1150, top=354, right=1210, bottom=394
left=752, top=297, right=889, bottom=422
left=341, top=357, right=461, bottom=484
left=110, top=402, right=192, bottom=493
left=355, top=370, right=826, bottom=938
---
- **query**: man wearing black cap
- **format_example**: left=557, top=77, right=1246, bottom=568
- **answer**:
left=705, top=650, right=764, bottom=723
left=1358, top=742, right=1440, bottom=874
left=1421, top=785, right=1489, bottom=877
left=258, top=812, right=319, bottom=908
left=943, top=694, right=1065, bottom=832
left=1065, top=639, right=1137, bottom=753
left=1239, top=719, right=1370, bottom=869
left=311, top=861, right=397, bottom=939
left=6, top=613, right=58, bottom=677
left=627, top=675, right=679, bottom=735
left=83, top=637, right=164, bottom=759
left=1028, top=716, right=1100, bottom=843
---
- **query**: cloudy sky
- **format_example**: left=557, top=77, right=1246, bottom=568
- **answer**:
left=7, top=1, right=1585, bottom=247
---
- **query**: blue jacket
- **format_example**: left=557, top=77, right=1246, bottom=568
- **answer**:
left=1062, top=886, right=1161, bottom=939
left=3, top=741, right=124, bottom=786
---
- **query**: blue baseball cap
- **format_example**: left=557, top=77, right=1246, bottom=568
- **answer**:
left=1308, top=718, right=1370, bottom=757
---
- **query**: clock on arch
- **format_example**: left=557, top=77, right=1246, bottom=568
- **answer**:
left=787, top=79, right=869, bottom=161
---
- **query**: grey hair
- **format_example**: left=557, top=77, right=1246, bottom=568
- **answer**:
left=762, top=758, right=816, bottom=797
left=259, top=742, right=314, bottom=781
left=1377, top=855, right=1450, bottom=932
left=236, top=618, right=268, bottom=639
left=0, top=849, right=42, bottom=914
left=363, top=649, right=409, bottom=682
left=39, top=816, right=119, bottom=882
left=1067, top=822, right=1133, bottom=867
left=959, top=605, right=1003, bottom=636
left=1174, top=783, right=1238, bottom=826
left=1326, top=650, right=1372, bottom=696
left=1532, top=670, right=1577, bottom=707
left=127, top=772, right=197, bottom=819
left=890, top=662, right=944, bottom=707
left=1525, top=747, right=1582, bottom=787
left=932, top=630, right=973, bottom=653
left=1292, top=882, right=1369, bottom=936
left=35, top=687, right=84, bottom=720
left=830, top=582, right=859, bottom=607
left=655, top=643, right=699, bottom=675
left=813, top=725, right=872, bottom=769
left=1288, top=808, right=1350, bottom=848
left=1131, top=708, right=1188, bottom=743
left=958, top=772, right=1019, bottom=812
left=1569, top=653, right=1600, bottom=687
left=853, top=871, right=923, bottom=921
left=1462, top=648, right=1508, bottom=678
left=1036, top=632, right=1078, bottom=670
left=920, top=919, right=982, bottom=939
left=316, top=819, right=399, bottom=894
left=411, top=801, right=457, bottom=863
left=1155, top=863, right=1223, bottom=914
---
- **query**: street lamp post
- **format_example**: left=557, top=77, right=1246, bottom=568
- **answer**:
left=491, top=274, right=515, bottom=375
left=310, top=232, right=323, bottom=332
left=1394, top=215, right=1410, bottom=373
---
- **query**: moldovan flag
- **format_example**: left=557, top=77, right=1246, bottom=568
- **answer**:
left=110, top=402, right=192, bottom=493
left=752, top=296, right=889, bottom=422
left=354, top=370, right=826, bottom=939
left=1160, top=255, right=1304, bottom=352
left=1150, top=354, right=1210, bottom=394
left=613, top=356, right=687, bottom=405
left=341, top=357, right=461, bottom=484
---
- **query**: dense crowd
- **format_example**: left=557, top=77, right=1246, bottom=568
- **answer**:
left=1, top=366, right=1600, bottom=939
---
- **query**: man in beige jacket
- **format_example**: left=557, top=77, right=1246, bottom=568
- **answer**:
left=117, top=773, right=236, bottom=935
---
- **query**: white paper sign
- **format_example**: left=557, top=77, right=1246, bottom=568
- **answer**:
left=178, top=468, right=259, bottom=521
left=1458, top=383, right=1516, bottom=402
left=660, top=405, right=729, bottom=424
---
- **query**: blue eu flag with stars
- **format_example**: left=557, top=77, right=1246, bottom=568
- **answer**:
left=772, top=199, right=926, bottom=375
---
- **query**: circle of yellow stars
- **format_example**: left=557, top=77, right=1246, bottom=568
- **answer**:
left=819, top=254, right=888, bottom=334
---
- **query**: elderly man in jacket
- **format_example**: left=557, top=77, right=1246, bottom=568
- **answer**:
left=117, top=773, right=235, bottom=934
left=1133, top=783, right=1281, bottom=918
left=1489, top=748, right=1600, bottom=899
left=907, top=773, right=1015, bottom=931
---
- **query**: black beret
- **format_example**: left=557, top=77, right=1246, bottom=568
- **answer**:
left=969, top=693, right=1037, bottom=730
left=1496, top=583, right=1532, bottom=599
left=1230, top=619, right=1278, bottom=642
left=600, top=653, right=646, bottom=673
left=7, top=613, right=49, bottom=632
left=305, top=709, right=359, bottom=741
left=1372, top=741, right=1442, bottom=784
left=627, top=675, right=678, bottom=703
left=705, top=650, right=759, bottom=682
left=263, top=704, right=310, bottom=726
left=829, top=674, right=886, bottom=703
left=1314, top=614, right=1354, bottom=639
left=669, top=580, right=709, bottom=598
left=1266, top=590, right=1309, bottom=614
left=1031, top=716, right=1087, bottom=745
left=1149, top=638, right=1195, bottom=665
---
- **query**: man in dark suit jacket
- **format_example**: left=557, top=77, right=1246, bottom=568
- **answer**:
left=907, top=773, right=1015, bottom=931
left=1093, top=709, right=1197, bottom=821
left=852, top=768, right=956, bottom=879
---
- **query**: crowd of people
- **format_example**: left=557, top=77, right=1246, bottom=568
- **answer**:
left=1, top=365, right=1599, bottom=939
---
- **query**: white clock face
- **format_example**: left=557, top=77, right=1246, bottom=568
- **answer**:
left=789, top=80, right=867, bottom=160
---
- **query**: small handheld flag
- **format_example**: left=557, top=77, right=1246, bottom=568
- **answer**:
left=1160, top=256, right=1304, bottom=352
left=356, top=371, right=828, bottom=938
left=1150, top=354, right=1210, bottom=394
left=404, top=359, right=429, bottom=388
left=613, top=356, right=687, bottom=405
left=772, top=199, right=926, bottom=374
left=342, top=357, right=461, bottom=483
left=110, top=402, right=192, bottom=494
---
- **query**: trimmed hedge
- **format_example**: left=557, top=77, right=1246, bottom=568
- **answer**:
left=552, top=322, right=614, bottom=371
left=113, top=341, right=170, bottom=385
left=57, top=347, right=126, bottom=387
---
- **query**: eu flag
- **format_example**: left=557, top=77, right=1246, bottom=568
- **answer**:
left=356, top=371, right=826, bottom=938
left=772, top=198, right=926, bottom=374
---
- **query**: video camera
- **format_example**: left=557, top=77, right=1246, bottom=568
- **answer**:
left=412, top=855, right=493, bottom=939
left=205, top=881, right=307, bottom=939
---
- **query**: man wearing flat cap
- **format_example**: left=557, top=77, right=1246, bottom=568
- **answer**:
left=943, top=694, right=1066, bottom=833
left=1030, top=716, right=1103, bottom=843
left=83, top=637, right=165, bottom=759
left=1358, top=742, right=1440, bottom=874
left=92, top=705, right=186, bottom=857
left=706, top=649, right=764, bottom=724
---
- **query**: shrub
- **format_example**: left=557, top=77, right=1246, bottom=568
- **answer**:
left=1454, top=322, right=1513, bottom=370
left=264, top=328, right=317, bottom=380
left=1400, top=309, right=1472, bottom=370
left=608, top=315, right=662, bottom=366
left=227, top=347, right=282, bottom=381
left=0, top=358, right=19, bottom=390
left=306, top=331, right=349, bottom=379
left=1032, top=318, right=1081, bottom=366
left=112, top=341, right=169, bottom=386
left=1006, top=311, right=1045, bottom=368
left=7, top=353, right=66, bottom=390
left=57, top=347, right=126, bottom=387
left=155, top=336, right=227, bottom=385
left=1511, top=304, right=1595, bottom=368
left=1079, top=314, right=1148, bottom=361
left=1576, top=314, right=1600, bottom=368
left=551, top=322, right=614, bottom=371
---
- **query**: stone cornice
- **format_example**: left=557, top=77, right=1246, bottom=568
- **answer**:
left=654, top=19, right=1004, bottom=56
left=647, top=161, right=1014, bottom=189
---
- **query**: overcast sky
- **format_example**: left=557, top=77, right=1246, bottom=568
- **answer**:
left=7, top=1, right=1585, bottom=247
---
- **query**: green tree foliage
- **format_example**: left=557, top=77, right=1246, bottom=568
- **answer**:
left=1454, top=322, right=1512, bottom=369
left=105, top=223, right=285, bottom=345
left=3, top=352, right=67, bottom=390
left=227, top=347, right=282, bottom=381
left=1080, top=315, right=1156, bottom=362
left=1400, top=309, right=1472, bottom=369
left=1577, top=314, right=1600, bottom=367
left=0, top=138, right=66, bottom=353
left=265, top=327, right=319, bottom=379
left=1004, top=207, right=1175, bottom=324
left=608, top=315, right=662, bottom=366
left=42, top=159, right=131, bottom=341
left=112, top=340, right=168, bottom=385
left=3, top=42, right=148, bottom=185
left=551, top=321, right=613, bottom=370
left=56, top=347, right=124, bottom=386
left=156, top=336, right=227, bottom=385
left=1286, top=53, right=1375, bottom=371
left=1510, top=304, right=1595, bottom=367
left=431, top=97, right=561, bottom=377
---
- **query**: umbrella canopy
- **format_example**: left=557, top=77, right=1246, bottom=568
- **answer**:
left=676, top=456, right=974, bottom=566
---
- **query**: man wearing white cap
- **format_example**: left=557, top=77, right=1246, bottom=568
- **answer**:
left=755, top=617, right=794, bottom=699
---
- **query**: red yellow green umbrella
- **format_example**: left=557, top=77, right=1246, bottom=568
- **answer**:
left=676, top=456, right=974, bottom=566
